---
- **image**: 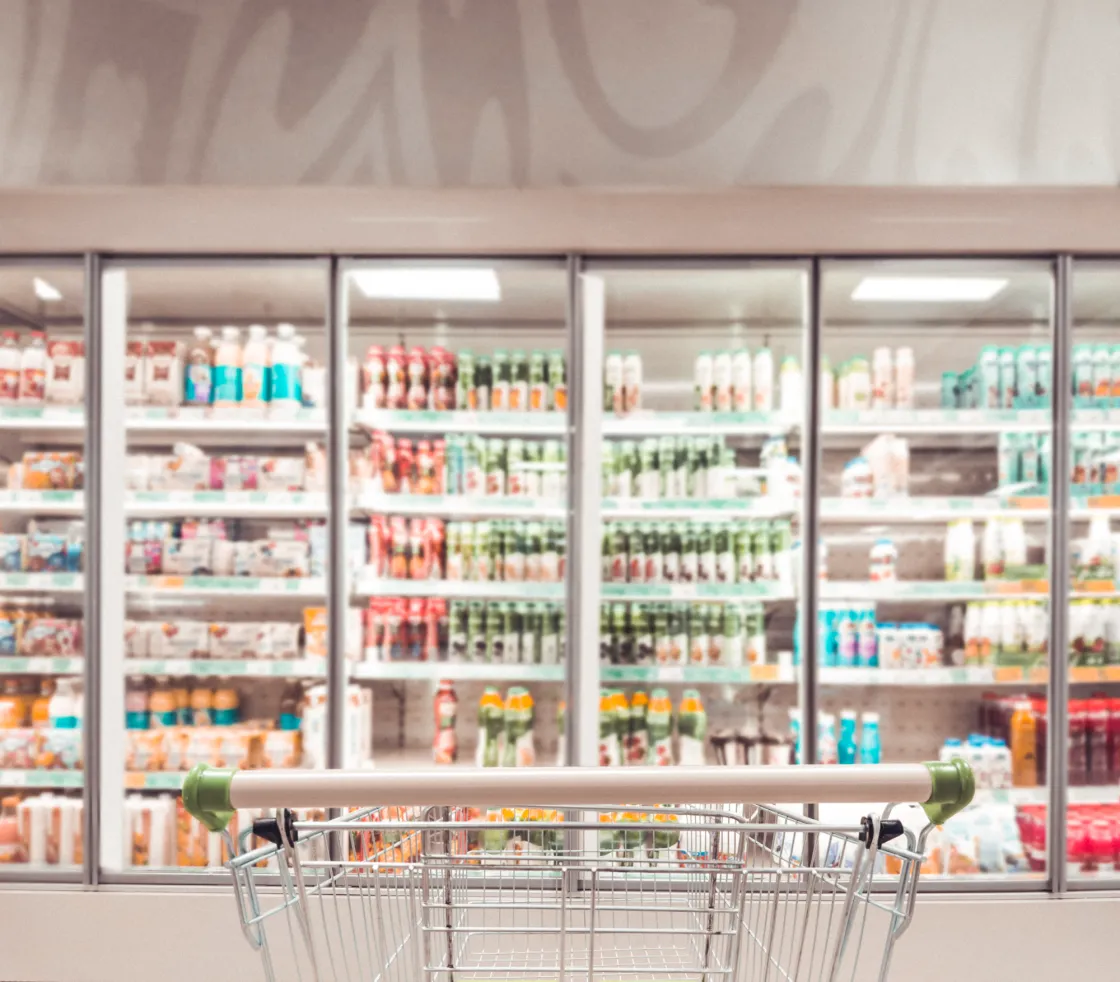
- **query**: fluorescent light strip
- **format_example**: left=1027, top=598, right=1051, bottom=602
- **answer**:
left=852, top=276, right=1007, bottom=302
left=350, top=267, right=501, bottom=302
left=33, top=277, right=62, bottom=302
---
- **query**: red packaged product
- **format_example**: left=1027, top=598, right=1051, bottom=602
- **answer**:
left=396, top=438, right=414, bottom=494
left=415, top=440, right=436, bottom=495
left=429, top=347, right=455, bottom=411
left=370, top=432, right=397, bottom=494
left=1108, top=699, right=1120, bottom=784
left=433, top=440, right=446, bottom=494
left=1088, top=818, right=1116, bottom=874
left=406, top=598, right=426, bottom=660
left=1088, top=698, right=1111, bottom=786
left=390, top=518, right=410, bottom=579
left=425, top=518, right=446, bottom=580
left=407, top=518, right=428, bottom=579
left=425, top=597, right=446, bottom=661
left=386, top=345, right=407, bottom=409
left=367, top=517, right=390, bottom=578
left=406, top=347, right=428, bottom=410
left=385, top=598, right=407, bottom=660
left=363, top=345, right=387, bottom=410
left=1070, top=699, right=1089, bottom=787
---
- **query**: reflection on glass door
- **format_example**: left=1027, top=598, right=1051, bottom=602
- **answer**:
left=1068, top=262, right=1120, bottom=882
left=819, top=260, right=1053, bottom=880
left=591, top=264, right=807, bottom=769
left=0, top=263, right=86, bottom=876
left=106, top=261, right=332, bottom=873
left=343, top=261, right=570, bottom=774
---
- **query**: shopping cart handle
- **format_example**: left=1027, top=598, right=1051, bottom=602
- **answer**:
left=921, top=758, right=975, bottom=825
left=181, top=760, right=974, bottom=832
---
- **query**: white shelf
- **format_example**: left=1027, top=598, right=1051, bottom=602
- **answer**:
left=0, top=406, right=84, bottom=431
left=822, top=497, right=1044, bottom=522
left=0, top=490, right=83, bottom=515
left=124, top=771, right=185, bottom=791
left=126, top=575, right=326, bottom=599
left=0, top=572, right=83, bottom=593
left=126, top=406, right=325, bottom=434
left=602, top=498, right=794, bottom=521
left=353, top=577, right=564, bottom=601
left=974, top=786, right=1120, bottom=806
left=601, top=582, right=793, bottom=601
left=354, top=493, right=564, bottom=520
left=819, top=580, right=1051, bottom=602
left=355, top=409, right=565, bottom=436
left=0, top=657, right=83, bottom=675
left=824, top=408, right=1050, bottom=435
left=601, top=411, right=797, bottom=437
left=125, top=658, right=325, bottom=678
left=127, top=490, right=326, bottom=518
left=353, top=660, right=565, bottom=682
left=0, top=769, right=82, bottom=789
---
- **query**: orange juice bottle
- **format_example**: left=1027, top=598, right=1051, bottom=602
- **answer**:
left=30, top=680, right=54, bottom=728
left=0, top=679, right=25, bottom=728
left=1010, top=700, right=1038, bottom=787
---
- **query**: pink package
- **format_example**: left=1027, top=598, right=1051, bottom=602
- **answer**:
left=222, top=457, right=260, bottom=492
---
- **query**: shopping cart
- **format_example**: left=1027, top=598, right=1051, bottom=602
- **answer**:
left=183, top=760, right=973, bottom=982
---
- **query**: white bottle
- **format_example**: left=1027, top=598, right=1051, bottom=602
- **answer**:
left=0, top=331, right=19, bottom=404
left=1086, top=515, right=1114, bottom=579
left=981, top=518, right=1003, bottom=580
left=241, top=325, right=270, bottom=408
left=269, top=323, right=302, bottom=417
left=944, top=520, right=976, bottom=582
left=1002, top=518, right=1027, bottom=572
left=988, top=738, right=1012, bottom=790
left=819, top=355, right=834, bottom=411
left=212, top=326, right=243, bottom=409
left=817, top=713, right=838, bottom=765
left=779, top=356, right=802, bottom=415
left=48, top=679, right=79, bottom=728
left=753, top=347, right=774, bottom=412
left=894, top=347, right=915, bottom=409
left=712, top=351, right=733, bottom=412
left=871, top=347, right=893, bottom=409
left=731, top=348, right=752, bottom=411
left=18, top=330, right=47, bottom=403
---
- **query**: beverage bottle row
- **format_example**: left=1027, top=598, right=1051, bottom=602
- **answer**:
left=602, top=435, right=736, bottom=500
left=597, top=688, right=706, bottom=767
left=599, top=601, right=765, bottom=667
left=448, top=600, right=564, bottom=665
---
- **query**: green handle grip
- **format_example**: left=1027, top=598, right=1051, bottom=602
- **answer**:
left=921, top=759, right=975, bottom=825
left=182, top=763, right=236, bottom=833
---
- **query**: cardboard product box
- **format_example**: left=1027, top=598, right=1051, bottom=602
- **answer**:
left=124, top=621, right=150, bottom=658
left=19, top=618, right=82, bottom=657
left=249, top=539, right=310, bottom=578
left=263, top=622, right=301, bottom=660
left=144, top=340, right=184, bottom=407
left=161, top=538, right=214, bottom=576
left=45, top=340, right=85, bottom=405
left=207, top=622, right=265, bottom=660
left=149, top=454, right=209, bottom=492
left=257, top=457, right=304, bottom=492
left=0, top=534, right=24, bottom=572
left=148, top=621, right=210, bottom=660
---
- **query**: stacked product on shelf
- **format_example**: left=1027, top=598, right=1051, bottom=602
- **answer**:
left=599, top=601, right=764, bottom=667
left=690, top=348, right=799, bottom=413
left=124, top=618, right=305, bottom=661
left=822, top=347, right=914, bottom=411
left=838, top=435, right=909, bottom=499
left=0, top=521, right=83, bottom=574
left=127, top=444, right=325, bottom=492
left=443, top=599, right=562, bottom=665
left=601, top=519, right=794, bottom=587
left=362, top=516, right=565, bottom=584
left=940, top=345, right=1053, bottom=411
left=0, top=678, right=82, bottom=770
left=125, top=518, right=319, bottom=578
left=7, top=451, right=83, bottom=491
left=0, top=330, right=84, bottom=407
left=1071, top=343, right=1120, bottom=409
left=1016, top=803, right=1120, bottom=876
left=357, top=432, right=567, bottom=499
left=596, top=688, right=710, bottom=767
left=0, top=792, right=83, bottom=866
left=359, top=345, right=567, bottom=414
left=125, top=681, right=372, bottom=773
left=474, top=685, right=537, bottom=767
left=602, top=433, right=799, bottom=501
left=127, top=323, right=315, bottom=414
left=0, top=610, right=82, bottom=657
left=787, top=709, right=881, bottom=765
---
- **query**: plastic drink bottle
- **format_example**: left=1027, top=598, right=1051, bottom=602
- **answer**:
left=18, top=330, right=47, bottom=403
left=241, top=324, right=270, bottom=407
left=0, top=331, right=20, bottom=404
left=270, top=323, right=302, bottom=416
left=859, top=712, right=881, bottom=764
left=818, top=713, right=838, bottom=764
left=183, top=326, right=213, bottom=405
left=212, top=326, right=243, bottom=408
left=837, top=710, right=858, bottom=764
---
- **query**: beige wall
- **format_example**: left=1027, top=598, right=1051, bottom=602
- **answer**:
left=1, top=0, right=1119, bottom=187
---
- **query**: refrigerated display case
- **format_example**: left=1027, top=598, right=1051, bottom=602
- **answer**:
left=0, top=261, right=87, bottom=879
left=0, top=247, right=1115, bottom=895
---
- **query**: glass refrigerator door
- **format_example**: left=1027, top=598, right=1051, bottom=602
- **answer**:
left=1068, top=262, right=1120, bottom=884
left=343, top=260, right=570, bottom=773
left=0, top=263, right=86, bottom=877
left=102, top=261, right=331, bottom=874
left=819, top=260, right=1053, bottom=881
left=588, top=263, right=808, bottom=768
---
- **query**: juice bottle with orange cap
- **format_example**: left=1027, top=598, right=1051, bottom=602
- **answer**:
left=1010, top=700, right=1038, bottom=787
left=432, top=680, right=458, bottom=765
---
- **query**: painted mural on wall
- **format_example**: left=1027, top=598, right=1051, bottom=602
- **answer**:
left=0, top=0, right=1116, bottom=186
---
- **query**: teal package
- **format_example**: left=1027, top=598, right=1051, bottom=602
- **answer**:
left=271, top=361, right=299, bottom=402
left=1015, top=347, right=1038, bottom=409
left=212, top=363, right=242, bottom=404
